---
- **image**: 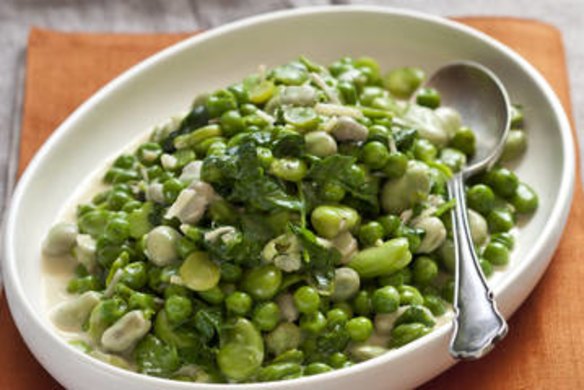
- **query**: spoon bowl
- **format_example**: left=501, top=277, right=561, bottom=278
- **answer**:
left=428, top=61, right=511, bottom=359
left=428, top=62, right=511, bottom=176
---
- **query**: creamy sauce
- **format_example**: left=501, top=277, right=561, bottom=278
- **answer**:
left=42, top=132, right=151, bottom=343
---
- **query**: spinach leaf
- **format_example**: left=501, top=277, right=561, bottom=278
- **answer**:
left=308, top=155, right=379, bottom=214
left=289, top=224, right=340, bottom=294
left=162, top=105, right=209, bottom=152
left=202, top=135, right=302, bottom=213
left=193, top=307, right=222, bottom=343
left=272, top=130, right=305, bottom=158
left=203, top=214, right=276, bottom=267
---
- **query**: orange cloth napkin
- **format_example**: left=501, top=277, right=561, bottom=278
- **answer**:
left=1, top=17, right=583, bottom=389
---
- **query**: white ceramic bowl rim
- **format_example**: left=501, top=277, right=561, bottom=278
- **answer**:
left=2, top=5, right=575, bottom=389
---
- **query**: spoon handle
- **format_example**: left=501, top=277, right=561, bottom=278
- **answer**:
left=447, top=173, right=508, bottom=360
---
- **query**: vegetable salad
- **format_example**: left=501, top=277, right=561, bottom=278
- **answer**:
left=43, top=56, right=537, bottom=383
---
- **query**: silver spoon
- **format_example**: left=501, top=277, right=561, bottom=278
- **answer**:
left=427, top=61, right=510, bottom=359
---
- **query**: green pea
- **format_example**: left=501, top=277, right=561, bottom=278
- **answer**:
left=346, top=316, right=373, bottom=342
left=326, top=308, right=349, bottom=326
left=328, top=352, right=350, bottom=368
left=360, top=141, right=390, bottom=170
left=220, top=110, right=244, bottom=136
left=128, top=292, right=157, bottom=316
left=378, top=268, right=412, bottom=287
left=358, top=221, right=385, bottom=246
left=352, top=290, right=372, bottom=316
left=113, top=154, right=135, bottom=169
left=163, top=284, right=189, bottom=299
left=355, top=56, right=381, bottom=79
left=172, top=149, right=196, bottom=170
left=137, top=142, right=162, bottom=165
left=242, top=265, right=282, bottom=300
left=305, top=131, right=338, bottom=157
left=423, top=294, right=446, bottom=316
left=305, top=362, right=333, bottom=376
left=398, top=285, right=424, bottom=306
left=467, top=184, right=495, bottom=215
left=311, top=205, right=359, bottom=239
left=437, top=239, right=455, bottom=273
left=176, top=236, right=197, bottom=259
left=257, top=362, right=302, bottom=382
left=174, top=124, right=222, bottom=150
left=384, top=67, right=425, bottom=98
left=252, top=302, right=281, bottom=331
left=206, top=140, right=227, bottom=157
left=395, top=305, right=436, bottom=327
left=485, top=167, right=519, bottom=198
left=120, top=262, right=148, bottom=290
left=372, top=286, right=400, bottom=313
left=217, top=318, right=264, bottom=381
left=121, top=200, right=141, bottom=213
left=164, top=295, right=193, bottom=325
left=270, top=158, right=308, bottom=182
left=412, top=138, right=437, bottom=162
left=272, top=348, right=304, bottom=364
left=104, top=218, right=130, bottom=244
left=510, top=182, right=538, bottom=214
left=221, top=263, right=243, bottom=283
left=300, top=311, right=328, bottom=333
left=206, top=89, right=238, bottom=118
left=480, top=259, right=494, bottom=277
left=390, top=323, right=431, bottom=348
left=483, top=241, right=510, bottom=266
left=283, top=106, right=319, bottom=130
left=182, top=225, right=203, bottom=244
left=87, top=298, right=127, bottom=342
left=367, top=124, right=391, bottom=144
left=78, top=210, right=110, bottom=238
left=487, top=208, right=515, bottom=233
left=416, top=87, right=441, bottom=108
left=377, top=215, right=401, bottom=238
left=107, top=190, right=131, bottom=211
left=293, top=286, right=321, bottom=314
left=225, top=291, right=253, bottom=316
left=67, top=275, right=101, bottom=294
left=197, top=285, right=225, bottom=305
left=412, top=256, right=439, bottom=285
left=144, top=165, right=164, bottom=182
left=450, top=126, right=476, bottom=155
left=256, top=146, right=274, bottom=169
left=179, top=251, right=220, bottom=292
left=491, top=232, right=515, bottom=250
left=332, top=302, right=354, bottom=319
left=104, top=167, right=140, bottom=184
left=510, top=104, right=524, bottom=128
left=319, top=181, right=346, bottom=203
left=441, top=278, right=455, bottom=303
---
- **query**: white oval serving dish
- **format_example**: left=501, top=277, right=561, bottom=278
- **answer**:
left=2, top=6, right=575, bottom=390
